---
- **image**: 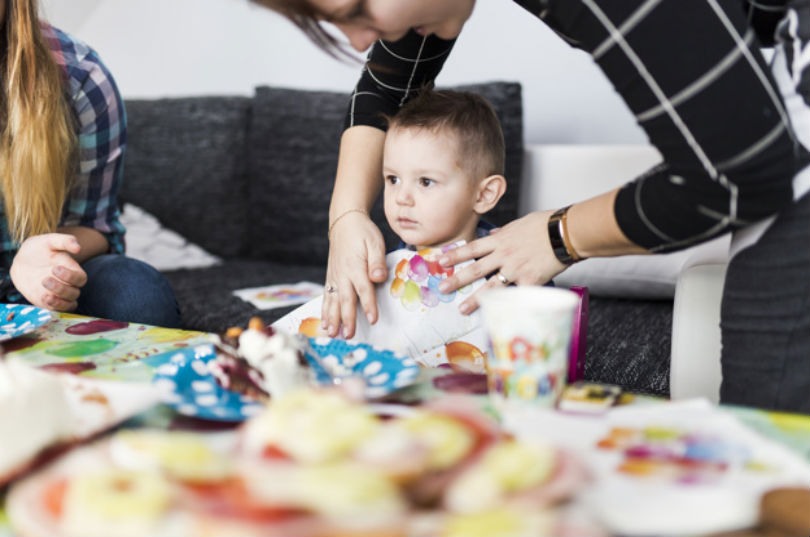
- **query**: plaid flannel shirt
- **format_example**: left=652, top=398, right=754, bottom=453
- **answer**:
left=0, top=23, right=126, bottom=301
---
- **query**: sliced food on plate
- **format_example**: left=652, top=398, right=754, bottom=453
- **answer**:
left=7, top=387, right=590, bottom=537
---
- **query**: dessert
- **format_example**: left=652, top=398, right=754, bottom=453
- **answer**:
left=207, top=317, right=308, bottom=399
left=7, top=389, right=587, bottom=537
left=0, top=357, right=73, bottom=483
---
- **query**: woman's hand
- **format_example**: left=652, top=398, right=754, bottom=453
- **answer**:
left=321, top=211, right=388, bottom=339
left=10, top=233, right=87, bottom=311
left=436, top=211, right=567, bottom=314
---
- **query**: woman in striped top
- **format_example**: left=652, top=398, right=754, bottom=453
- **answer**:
left=258, top=0, right=810, bottom=413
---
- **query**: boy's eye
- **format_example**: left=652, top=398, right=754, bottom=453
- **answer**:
left=419, top=177, right=435, bottom=187
left=385, top=175, right=400, bottom=185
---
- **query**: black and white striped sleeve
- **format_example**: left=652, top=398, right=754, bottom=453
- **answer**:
left=522, top=0, right=809, bottom=252
left=343, top=31, right=456, bottom=131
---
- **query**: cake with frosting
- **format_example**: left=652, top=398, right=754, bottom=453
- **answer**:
left=207, top=317, right=308, bottom=400
left=0, top=357, right=73, bottom=483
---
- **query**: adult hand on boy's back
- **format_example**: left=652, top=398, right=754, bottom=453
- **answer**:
left=10, top=233, right=86, bottom=312
left=322, top=213, right=388, bottom=339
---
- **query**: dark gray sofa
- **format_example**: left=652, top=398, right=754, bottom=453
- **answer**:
left=121, top=82, right=672, bottom=397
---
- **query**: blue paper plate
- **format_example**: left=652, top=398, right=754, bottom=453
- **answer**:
left=150, top=344, right=263, bottom=422
left=0, top=303, right=53, bottom=342
left=149, top=338, right=420, bottom=422
left=304, top=337, right=420, bottom=399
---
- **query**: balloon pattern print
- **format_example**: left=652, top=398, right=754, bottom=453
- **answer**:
left=389, top=246, right=470, bottom=310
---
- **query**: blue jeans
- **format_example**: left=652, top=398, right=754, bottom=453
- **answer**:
left=75, top=254, right=181, bottom=328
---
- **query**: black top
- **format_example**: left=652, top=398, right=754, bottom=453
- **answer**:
left=344, top=0, right=808, bottom=252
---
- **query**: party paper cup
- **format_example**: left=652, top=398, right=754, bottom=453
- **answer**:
left=479, top=286, right=579, bottom=412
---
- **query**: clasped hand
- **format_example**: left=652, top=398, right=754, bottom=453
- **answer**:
left=10, top=233, right=86, bottom=311
left=322, top=210, right=566, bottom=339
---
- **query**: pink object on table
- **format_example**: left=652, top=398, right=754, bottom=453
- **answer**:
left=567, top=286, right=589, bottom=383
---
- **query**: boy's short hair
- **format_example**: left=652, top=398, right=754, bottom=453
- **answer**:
left=386, top=89, right=506, bottom=178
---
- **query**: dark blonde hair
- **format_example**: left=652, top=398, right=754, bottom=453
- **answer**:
left=0, top=0, right=76, bottom=243
left=387, top=89, right=505, bottom=179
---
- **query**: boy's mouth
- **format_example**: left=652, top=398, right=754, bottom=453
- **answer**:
left=397, top=217, right=419, bottom=228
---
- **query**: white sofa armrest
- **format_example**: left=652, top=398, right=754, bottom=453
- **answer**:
left=669, top=236, right=730, bottom=402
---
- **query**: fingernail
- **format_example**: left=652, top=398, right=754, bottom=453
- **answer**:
left=459, top=302, right=471, bottom=315
left=372, top=269, right=386, bottom=279
left=438, top=257, right=450, bottom=267
left=366, top=312, right=374, bottom=324
left=438, top=282, right=450, bottom=293
left=327, top=325, right=335, bottom=336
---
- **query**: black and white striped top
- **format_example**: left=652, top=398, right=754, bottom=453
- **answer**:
left=344, top=0, right=809, bottom=252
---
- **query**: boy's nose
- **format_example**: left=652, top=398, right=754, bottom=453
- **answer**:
left=396, top=186, right=414, bottom=205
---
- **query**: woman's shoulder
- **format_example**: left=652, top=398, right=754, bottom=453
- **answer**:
left=40, top=22, right=96, bottom=70
left=40, top=22, right=120, bottom=114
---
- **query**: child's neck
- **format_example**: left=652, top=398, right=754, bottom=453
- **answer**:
left=414, top=226, right=480, bottom=251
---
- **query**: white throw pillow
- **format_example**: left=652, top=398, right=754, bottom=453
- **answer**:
left=520, top=144, right=731, bottom=299
left=120, top=203, right=222, bottom=271
left=552, top=235, right=729, bottom=299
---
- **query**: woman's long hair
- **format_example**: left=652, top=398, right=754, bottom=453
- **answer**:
left=0, top=0, right=75, bottom=244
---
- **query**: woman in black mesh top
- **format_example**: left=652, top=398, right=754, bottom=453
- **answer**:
left=256, top=0, right=810, bottom=413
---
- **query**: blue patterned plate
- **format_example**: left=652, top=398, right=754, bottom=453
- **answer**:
left=150, top=344, right=265, bottom=422
left=0, top=303, right=53, bottom=342
left=149, top=339, right=421, bottom=422
left=305, top=337, right=421, bottom=400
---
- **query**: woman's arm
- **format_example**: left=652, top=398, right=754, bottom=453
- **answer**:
left=58, top=30, right=127, bottom=258
left=322, top=126, right=387, bottom=338
left=322, top=31, right=457, bottom=338
left=440, top=0, right=803, bottom=312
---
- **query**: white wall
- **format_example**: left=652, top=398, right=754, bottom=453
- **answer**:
left=39, top=0, right=646, bottom=145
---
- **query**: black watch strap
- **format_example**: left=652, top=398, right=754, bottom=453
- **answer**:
left=547, top=206, right=576, bottom=266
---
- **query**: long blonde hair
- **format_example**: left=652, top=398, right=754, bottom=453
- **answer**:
left=0, top=0, right=75, bottom=243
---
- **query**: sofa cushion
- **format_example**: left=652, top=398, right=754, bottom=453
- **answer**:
left=163, top=260, right=327, bottom=334
left=245, top=82, right=524, bottom=265
left=121, top=96, right=252, bottom=258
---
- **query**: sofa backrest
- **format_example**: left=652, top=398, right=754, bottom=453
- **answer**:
left=122, top=82, right=523, bottom=265
left=121, top=96, right=252, bottom=258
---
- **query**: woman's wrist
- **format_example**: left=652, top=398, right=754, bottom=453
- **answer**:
left=328, top=208, right=369, bottom=241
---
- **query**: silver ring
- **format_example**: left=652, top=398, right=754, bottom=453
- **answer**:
left=495, top=272, right=510, bottom=285
left=325, top=284, right=337, bottom=294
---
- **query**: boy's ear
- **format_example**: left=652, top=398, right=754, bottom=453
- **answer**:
left=474, top=174, right=507, bottom=215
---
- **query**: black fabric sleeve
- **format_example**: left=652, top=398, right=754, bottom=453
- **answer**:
left=536, top=0, right=806, bottom=252
left=343, top=31, right=456, bottom=131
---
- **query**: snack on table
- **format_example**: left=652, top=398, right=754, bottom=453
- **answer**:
left=207, top=317, right=308, bottom=399
left=7, top=389, right=588, bottom=537
left=0, top=358, right=73, bottom=484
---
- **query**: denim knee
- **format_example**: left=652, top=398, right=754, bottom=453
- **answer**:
left=76, top=254, right=181, bottom=328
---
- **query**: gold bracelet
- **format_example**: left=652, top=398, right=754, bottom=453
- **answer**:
left=328, top=209, right=368, bottom=241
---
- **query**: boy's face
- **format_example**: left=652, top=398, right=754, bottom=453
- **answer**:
left=383, top=126, right=481, bottom=249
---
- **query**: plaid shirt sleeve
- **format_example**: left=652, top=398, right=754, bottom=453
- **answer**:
left=46, top=24, right=127, bottom=255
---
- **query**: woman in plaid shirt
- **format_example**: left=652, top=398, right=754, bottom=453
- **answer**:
left=0, top=0, right=180, bottom=327
left=259, top=0, right=810, bottom=413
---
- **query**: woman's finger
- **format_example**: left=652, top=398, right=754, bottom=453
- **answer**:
left=438, top=253, right=502, bottom=295
left=438, top=237, right=493, bottom=269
